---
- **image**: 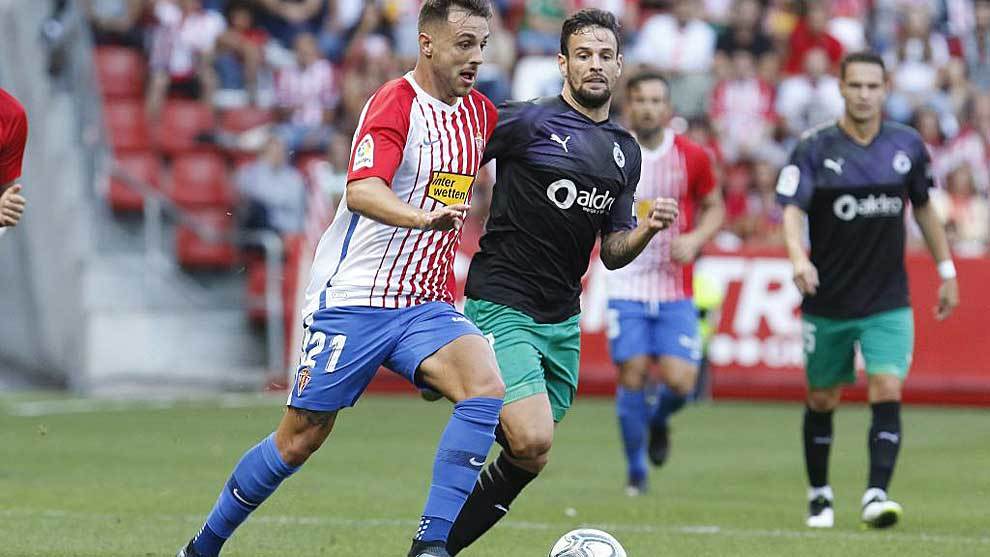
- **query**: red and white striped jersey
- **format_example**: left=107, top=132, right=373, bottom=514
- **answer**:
left=605, top=131, right=716, bottom=303
left=304, top=74, right=496, bottom=314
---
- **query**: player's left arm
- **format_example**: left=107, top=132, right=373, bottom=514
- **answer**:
left=671, top=148, right=725, bottom=264
left=908, top=141, right=959, bottom=320
left=0, top=99, right=28, bottom=228
left=600, top=146, right=678, bottom=270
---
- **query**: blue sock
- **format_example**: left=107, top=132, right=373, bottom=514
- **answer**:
left=417, top=396, right=502, bottom=543
left=616, top=387, right=649, bottom=483
left=192, top=433, right=300, bottom=556
left=651, top=384, right=687, bottom=428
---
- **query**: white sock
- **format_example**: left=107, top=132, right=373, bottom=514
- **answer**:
left=808, top=485, right=834, bottom=501
left=862, top=487, right=887, bottom=506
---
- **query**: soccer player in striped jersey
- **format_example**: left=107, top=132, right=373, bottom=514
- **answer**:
left=605, top=73, right=724, bottom=495
left=443, top=11, right=679, bottom=555
left=778, top=52, right=958, bottom=529
left=177, top=3, right=503, bottom=557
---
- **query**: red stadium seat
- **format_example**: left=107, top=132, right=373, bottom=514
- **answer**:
left=168, top=152, right=235, bottom=210
left=109, top=151, right=162, bottom=213
left=94, top=46, right=146, bottom=100
left=104, top=100, right=151, bottom=152
left=175, top=210, right=237, bottom=269
left=156, top=100, right=216, bottom=156
left=220, top=106, right=274, bottom=134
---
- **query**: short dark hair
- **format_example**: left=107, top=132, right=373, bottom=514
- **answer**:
left=560, top=8, right=622, bottom=57
left=626, top=71, right=670, bottom=95
left=418, top=0, right=492, bottom=31
left=840, top=51, right=886, bottom=80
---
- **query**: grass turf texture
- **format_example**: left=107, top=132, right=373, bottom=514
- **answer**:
left=1, top=393, right=988, bottom=556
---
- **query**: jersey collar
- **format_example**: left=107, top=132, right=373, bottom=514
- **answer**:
left=404, top=72, right=463, bottom=113
left=639, top=128, right=675, bottom=158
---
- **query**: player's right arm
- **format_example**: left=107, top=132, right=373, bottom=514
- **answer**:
left=346, top=178, right=469, bottom=232
left=777, top=140, right=818, bottom=296
left=0, top=93, right=28, bottom=228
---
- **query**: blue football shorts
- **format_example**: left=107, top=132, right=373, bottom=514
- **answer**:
left=606, top=299, right=702, bottom=366
left=287, top=301, right=483, bottom=412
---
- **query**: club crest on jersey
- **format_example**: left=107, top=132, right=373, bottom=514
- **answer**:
left=613, top=142, right=625, bottom=168
left=892, top=151, right=912, bottom=175
left=428, top=171, right=474, bottom=206
left=295, top=368, right=312, bottom=397
left=474, top=131, right=484, bottom=152
left=353, top=133, right=374, bottom=171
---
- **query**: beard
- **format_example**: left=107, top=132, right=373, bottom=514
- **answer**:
left=569, top=75, right=612, bottom=109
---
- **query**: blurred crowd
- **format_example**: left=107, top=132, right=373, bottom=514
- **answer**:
left=86, top=0, right=990, bottom=255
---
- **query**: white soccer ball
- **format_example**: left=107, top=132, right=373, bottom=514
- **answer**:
left=548, top=528, right=627, bottom=557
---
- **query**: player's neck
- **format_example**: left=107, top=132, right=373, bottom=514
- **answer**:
left=411, top=65, right=459, bottom=106
left=561, top=88, right=611, bottom=123
left=636, top=128, right=664, bottom=150
left=838, top=114, right=882, bottom=146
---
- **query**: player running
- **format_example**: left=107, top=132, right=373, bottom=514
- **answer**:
left=177, top=2, right=503, bottom=557
left=442, top=10, right=678, bottom=555
left=777, top=52, right=959, bottom=530
left=605, top=72, right=724, bottom=495
left=0, top=87, right=28, bottom=233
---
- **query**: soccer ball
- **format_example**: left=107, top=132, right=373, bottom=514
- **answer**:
left=548, top=528, right=627, bottom=557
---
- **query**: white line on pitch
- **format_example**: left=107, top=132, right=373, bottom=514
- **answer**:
left=1, top=509, right=987, bottom=546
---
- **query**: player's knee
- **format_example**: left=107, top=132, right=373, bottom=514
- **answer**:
left=279, top=432, right=327, bottom=466
left=618, top=366, right=648, bottom=390
left=807, top=389, right=840, bottom=412
left=869, top=374, right=902, bottom=402
left=508, top=432, right=553, bottom=465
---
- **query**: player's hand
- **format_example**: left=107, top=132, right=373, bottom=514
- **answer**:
left=0, top=184, right=26, bottom=227
left=419, top=203, right=470, bottom=232
left=670, top=233, right=701, bottom=264
left=792, top=258, right=819, bottom=296
left=935, top=277, right=959, bottom=321
left=645, top=197, right=678, bottom=232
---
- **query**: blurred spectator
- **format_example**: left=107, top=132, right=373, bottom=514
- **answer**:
left=912, top=106, right=951, bottom=188
left=944, top=93, right=990, bottom=194
left=318, top=0, right=369, bottom=63
left=931, top=165, right=990, bottom=256
left=883, top=5, right=951, bottom=123
left=146, top=0, right=226, bottom=118
left=310, top=130, right=351, bottom=212
left=783, top=2, right=843, bottom=76
left=236, top=135, right=306, bottom=235
left=254, top=0, right=325, bottom=48
left=84, top=0, right=147, bottom=48
left=630, top=0, right=716, bottom=117
left=776, top=48, right=844, bottom=137
left=714, top=0, right=775, bottom=81
left=518, top=0, right=570, bottom=56
left=827, top=0, right=869, bottom=53
left=736, top=159, right=784, bottom=245
left=962, top=0, right=990, bottom=91
left=475, top=10, right=516, bottom=106
left=709, top=50, right=776, bottom=163
left=214, top=2, right=268, bottom=106
left=274, top=32, right=339, bottom=152
left=575, top=0, right=640, bottom=43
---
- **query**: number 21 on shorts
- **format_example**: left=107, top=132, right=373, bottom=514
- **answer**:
left=300, top=321, right=348, bottom=374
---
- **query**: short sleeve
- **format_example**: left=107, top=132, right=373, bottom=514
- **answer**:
left=688, top=144, right=717, bottom=201
left=602, top=142, right=641, bottom=235
left=0, top=98, right=28, bottom=185
left=346, top=82, right=413, bottom=187
left=907, top=140, right=933, bottom=207
left=481, top=101, right=531, bottom=166
left=776, top=139, right=816, bottom=211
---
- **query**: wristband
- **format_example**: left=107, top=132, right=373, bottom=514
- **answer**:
left=937, top=260, right=957, bottom=280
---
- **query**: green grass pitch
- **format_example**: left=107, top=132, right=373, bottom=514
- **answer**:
left=1, top=393, right=988, bottom=556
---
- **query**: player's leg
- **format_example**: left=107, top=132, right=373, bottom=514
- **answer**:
left=606, top=300, right=655, bottom=493
left=179, top=309, right=392, bottom=557
left=801, top=313, right=857, bottom=528
left=446, top=299, right=575, bottom=555
left=384, top=302, right=505, bottom=556
left=859, top=308, right=913, bottom=528
left=648, top=300, right=702, bottom=467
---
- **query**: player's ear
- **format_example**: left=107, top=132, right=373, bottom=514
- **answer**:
left=557, top=53, right=568, bottom=79
left=616, top=53, right=623, bottom=78
left=419, top=32, right=434, bottom=58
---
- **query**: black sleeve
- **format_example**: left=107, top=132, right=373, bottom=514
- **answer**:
left=907, top=139, right=934, bottom=207
left=602, top=141, right=641, bottom=235
left=482, top=101, right=532, bottom=166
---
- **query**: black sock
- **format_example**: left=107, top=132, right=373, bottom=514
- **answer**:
left=803, top=407, right=834, bottom=489
left=868, top=401, right=902, bottom=491
left=446, top=452, right=537, bottom=555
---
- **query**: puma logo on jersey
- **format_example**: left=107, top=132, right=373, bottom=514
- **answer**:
left=550, top=133, right=571, bottom=153
left=824, top=158, right=844, bottom=175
